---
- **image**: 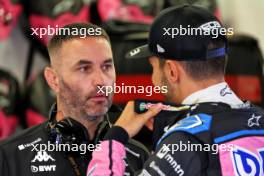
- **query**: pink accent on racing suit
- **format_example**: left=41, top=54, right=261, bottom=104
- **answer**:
left=87, top=140, right=126, bottom=176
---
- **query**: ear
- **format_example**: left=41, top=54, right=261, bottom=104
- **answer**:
left=44, top=67, right=59, bottom=93
left=163, top=60, right=180, bottom=84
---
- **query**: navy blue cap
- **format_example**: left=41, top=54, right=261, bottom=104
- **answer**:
left=126, top=5, right=228, bottom=61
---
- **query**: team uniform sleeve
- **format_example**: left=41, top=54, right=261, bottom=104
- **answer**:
left=87, top=127, right=207, bottom=176
left=87, top=126, right=129, bottom=176
left=137, top=131, right=207, bottom=176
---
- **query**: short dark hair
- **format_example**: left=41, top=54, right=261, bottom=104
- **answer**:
left=47, top=23, right=110, bottom=59
left=159, top=38, right=227, bottom=80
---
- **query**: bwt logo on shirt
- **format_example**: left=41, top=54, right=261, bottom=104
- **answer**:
left=31, top=165, right=56, bottom=173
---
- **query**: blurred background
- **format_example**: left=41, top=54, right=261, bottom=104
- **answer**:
left=0, top=0, right=264, bottom=147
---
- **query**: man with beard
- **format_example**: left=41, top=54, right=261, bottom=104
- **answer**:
left=0, top=23, right=149, bottom=176
left=87, top=5, right=264, bottom=176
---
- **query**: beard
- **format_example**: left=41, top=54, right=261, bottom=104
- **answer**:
left=57, top=77, right=113, bottom=121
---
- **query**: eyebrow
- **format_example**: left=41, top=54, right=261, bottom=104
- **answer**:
left=103, top=58, right=113, bottom=64
left=74, top=58, right=113, bottom=67
left=75, top=60, right=93, bottom=67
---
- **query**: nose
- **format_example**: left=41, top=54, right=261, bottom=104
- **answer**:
left=92, top=68, right=105, bottom=87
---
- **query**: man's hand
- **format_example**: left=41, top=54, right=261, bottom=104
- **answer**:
left=114, top=101, right=163, bottom=138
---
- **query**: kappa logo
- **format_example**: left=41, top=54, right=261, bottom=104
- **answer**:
left=31, top=151, right=55, bottom=163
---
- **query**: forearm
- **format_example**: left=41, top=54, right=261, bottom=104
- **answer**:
left=87, top=126, right=129, bottom=176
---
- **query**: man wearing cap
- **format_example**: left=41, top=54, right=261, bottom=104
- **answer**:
left=87, top=5, right=264, bottom=176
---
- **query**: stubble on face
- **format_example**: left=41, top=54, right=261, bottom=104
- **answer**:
left=57, top=75, right=113, bottom=122
left=160, top=69, right=175, bottom=102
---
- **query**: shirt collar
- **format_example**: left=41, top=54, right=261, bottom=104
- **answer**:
left=182, top=82, right=244, bottom=108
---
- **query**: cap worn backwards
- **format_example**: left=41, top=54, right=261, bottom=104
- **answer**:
left=126, top=5, right=227, bottom=61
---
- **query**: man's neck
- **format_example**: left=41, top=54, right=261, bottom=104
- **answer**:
left=55, top=109, right=104, bottom=140
left=178, top=77, right=225, bottom=104
left=75, top=116, right=104, bottom=140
